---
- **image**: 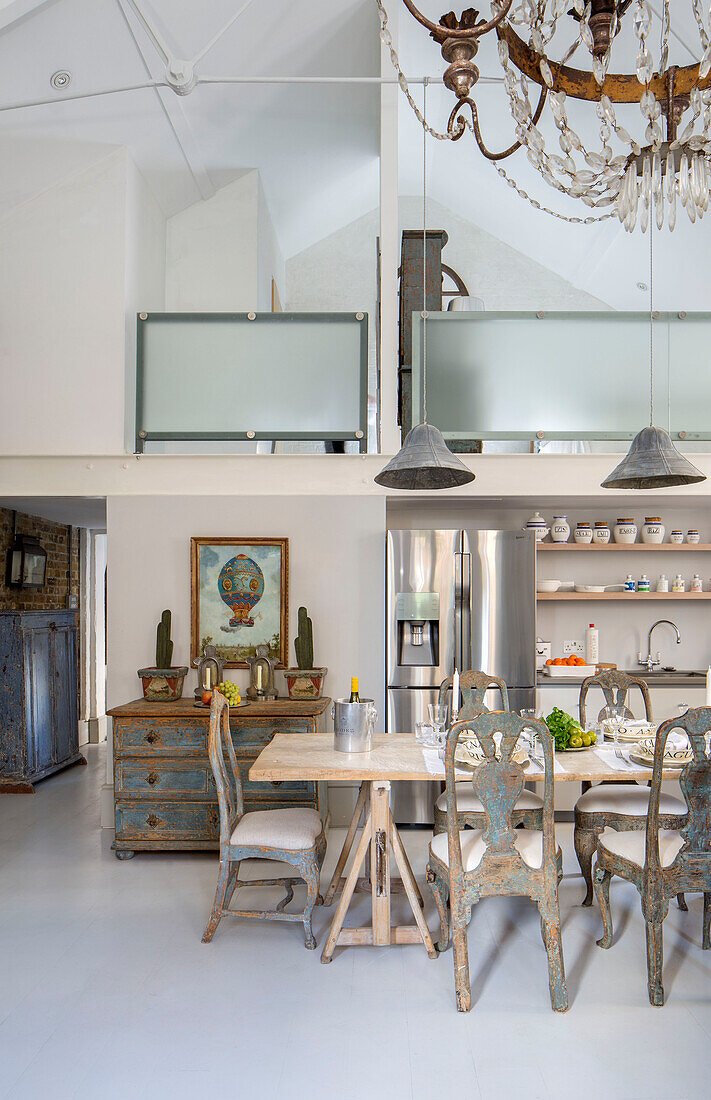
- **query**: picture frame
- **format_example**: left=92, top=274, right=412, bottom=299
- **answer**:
left=191, top=537, right=289, bottom=669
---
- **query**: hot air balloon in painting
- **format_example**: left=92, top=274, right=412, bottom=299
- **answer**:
left=218, top=554, right=265, bottom=627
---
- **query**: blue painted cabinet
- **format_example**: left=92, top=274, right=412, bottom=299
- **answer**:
left=0, top=611, right=84, bottom=791
left=108, top=697, right=330, bottom=857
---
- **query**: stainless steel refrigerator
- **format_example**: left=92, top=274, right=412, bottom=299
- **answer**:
left=386, top=529, right=536, bottom=824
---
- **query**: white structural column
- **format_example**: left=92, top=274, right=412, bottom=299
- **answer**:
left=79, top=530, right=108, bottom=747
left=379, top=2, right=400, bottom=455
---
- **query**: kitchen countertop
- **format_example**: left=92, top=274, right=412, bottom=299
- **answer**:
left=537, top=670, right=706, bottom=688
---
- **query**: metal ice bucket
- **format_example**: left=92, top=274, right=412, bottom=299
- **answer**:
left=332, top=698, right=377, bottom=753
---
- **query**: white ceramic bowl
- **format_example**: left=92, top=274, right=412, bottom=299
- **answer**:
left=575, top=584, right=606, bottom=593
left=538, top=580, right=562, bottom=593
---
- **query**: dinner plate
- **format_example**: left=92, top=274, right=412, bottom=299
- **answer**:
left=628, top=740, right=692, bottom=768
left=452, top=739, right=529, bottom=770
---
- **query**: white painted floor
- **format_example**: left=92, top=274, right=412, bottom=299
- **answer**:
left=1, top=746, right=710, bottom=1100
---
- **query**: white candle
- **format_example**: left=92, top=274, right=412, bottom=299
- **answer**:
left=452, top=668, right=460, bottom=718
left=706, top=666, right=711, bottom=707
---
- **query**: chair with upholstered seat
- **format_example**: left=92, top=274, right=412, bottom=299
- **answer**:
left=433, top=670, right=543, bottom=836
left=427, top=712, right=568, bottom=1013
left=594, top=707, right=711, bottom=1005
left=573, top=670, right=688, bottom=906
left=202, top=691, right=326, bottom=949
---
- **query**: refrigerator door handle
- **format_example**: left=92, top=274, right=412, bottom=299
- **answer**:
left=454, top=552, right=471, bottom=673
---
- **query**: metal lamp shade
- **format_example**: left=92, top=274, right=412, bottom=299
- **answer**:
left=374, top=422, right=475, bottom=490
left=602, top=425, right=706, bottom=490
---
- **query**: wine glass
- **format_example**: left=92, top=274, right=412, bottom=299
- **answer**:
left=428, top=703, right=448, bottom=747
left=520, top=708, right=540, bottom=763
left=601, top=704, right=626, bottom=758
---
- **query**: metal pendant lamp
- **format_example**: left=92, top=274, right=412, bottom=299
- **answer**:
left=602, top=229, right=705, bottom=491
left=375, top=80, right=474, bottom=492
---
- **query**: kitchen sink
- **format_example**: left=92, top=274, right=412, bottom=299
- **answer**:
left=631, top=669, right=704, bottom=678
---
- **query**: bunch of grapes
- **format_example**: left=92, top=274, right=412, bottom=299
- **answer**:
left=217, top=681, right=242, bottom=707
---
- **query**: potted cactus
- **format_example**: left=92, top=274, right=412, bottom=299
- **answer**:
left=138, top=609, right=189, bottom=701
left=284, top=606, right=327, bottom=699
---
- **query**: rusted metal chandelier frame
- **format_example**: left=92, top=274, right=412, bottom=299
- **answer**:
left=402, top=0, right=710, bottom=154
left=396, top=2, right=711, bottom=230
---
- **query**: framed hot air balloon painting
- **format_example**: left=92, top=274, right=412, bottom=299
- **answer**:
left=190, top=538, right=288, bottom=668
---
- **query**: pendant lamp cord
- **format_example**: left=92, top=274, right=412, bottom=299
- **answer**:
left=649, top=222, right=654, bottom=428
left=422, top=76, right=428, bottom=425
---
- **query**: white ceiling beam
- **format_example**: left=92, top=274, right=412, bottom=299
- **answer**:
left=115, top=0, right=216, bottom=202
left=0, top=0, right=59, bottom=34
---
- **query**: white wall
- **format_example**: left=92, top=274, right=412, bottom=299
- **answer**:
left=257, top=176, right=285, bottom=311
left=106, top=494, right=386, bottom=712
left=0, top=148, right=128, bottom=454
left=286, top=197, right=608, bottom=320
left=165, top=172, right=259, bottom=312
left=124, top=154, right=166, bottom=451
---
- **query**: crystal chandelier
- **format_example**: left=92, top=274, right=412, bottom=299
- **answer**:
left=379, top=1, right=711, bottom=230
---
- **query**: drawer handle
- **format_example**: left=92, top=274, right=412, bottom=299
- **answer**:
left=146, top=814, right=160, bottom=829
left=270, top=780, right=284, bottom=788
left=145, top=772, right=160, bottom=787
left=144, top=732, right=160, bottom=745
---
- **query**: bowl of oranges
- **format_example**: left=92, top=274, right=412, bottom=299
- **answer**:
left=542, top=655, right=597, bottom=677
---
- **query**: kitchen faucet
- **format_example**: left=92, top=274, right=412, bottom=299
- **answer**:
left=638, top=619, right=681, bottom=672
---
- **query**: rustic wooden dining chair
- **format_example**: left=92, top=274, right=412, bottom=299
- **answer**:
left=434, top=671, right=542, bottom=836
left=427, top=712, right=568, bottom=1013
left=202, top=691, right=326, bottom=949
left=594, top=707, right=711, bottom=1006
left=574, top=670, right=688, bottom=907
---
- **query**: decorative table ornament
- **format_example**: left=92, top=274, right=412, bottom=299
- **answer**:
left=138, top=609, right=188, bottom=701
left=284, top=605, right=328, bottom=699
left=247, top=644, right=279, bottom=701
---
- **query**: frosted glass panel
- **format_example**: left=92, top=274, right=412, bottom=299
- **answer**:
left=412, top=312, right=711, bottom=440
left=136, top=313, right=368, bottom=450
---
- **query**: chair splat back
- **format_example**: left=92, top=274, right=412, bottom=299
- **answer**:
left=439, top=670, right=510, bottom=721
left=579, top=669, right=653, bottom=728
left=207, top=691, right=244, bottom=843
left=442, top=711, right=555, bottom=876
left=648, top=708, right=711, bottom=873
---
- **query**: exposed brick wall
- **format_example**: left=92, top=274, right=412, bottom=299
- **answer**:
left=0, top=508, right=80, bottom=612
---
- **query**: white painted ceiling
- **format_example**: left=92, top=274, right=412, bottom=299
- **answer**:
left=0, top=1, right=709, bottom=305
left=0, top=496, right=106, bottom=527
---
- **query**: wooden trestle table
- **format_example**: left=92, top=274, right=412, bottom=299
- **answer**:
left=250, top=733, right=681, bottom=964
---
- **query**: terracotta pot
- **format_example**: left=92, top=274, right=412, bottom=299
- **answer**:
left=138, top=667, right=188, bottom=701
left=283, top=668, right=328, bottom=699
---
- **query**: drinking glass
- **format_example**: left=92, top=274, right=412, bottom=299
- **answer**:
left=415, top=721, right=436, bottom=745
left=601, top=705, right=625, bottom=758
left=519, top=708, right=541, bottom=763
left=428, top=703, right=448, bottom=747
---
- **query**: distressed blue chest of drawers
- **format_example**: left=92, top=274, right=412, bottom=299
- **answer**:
left=108, top=697, right=330, bottom=858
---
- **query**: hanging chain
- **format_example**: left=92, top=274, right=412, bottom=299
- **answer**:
left=375, top=0, right=614, bottom=226
left=649, top=223, right=654, bottom=426
left=422, top=77, right=428, bottom=424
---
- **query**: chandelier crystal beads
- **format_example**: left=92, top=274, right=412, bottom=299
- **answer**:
left=381, top=0, right=711, bottom=230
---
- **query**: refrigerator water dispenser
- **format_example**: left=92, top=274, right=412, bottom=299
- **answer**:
left=396, top=592, right=440, bottom=667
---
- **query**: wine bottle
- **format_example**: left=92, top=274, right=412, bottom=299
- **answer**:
left=349, top=676, right=360, bottom=703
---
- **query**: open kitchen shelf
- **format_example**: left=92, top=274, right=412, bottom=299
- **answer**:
left=537, top=592, right=711, bottom=600
left=537, top=543, right=711, bottom=551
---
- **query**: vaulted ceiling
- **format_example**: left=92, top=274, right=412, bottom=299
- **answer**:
left=1, top=0, right=709, bottom=308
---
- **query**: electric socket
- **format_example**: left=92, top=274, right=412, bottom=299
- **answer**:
left=563, top=639, right=585, bottom=657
